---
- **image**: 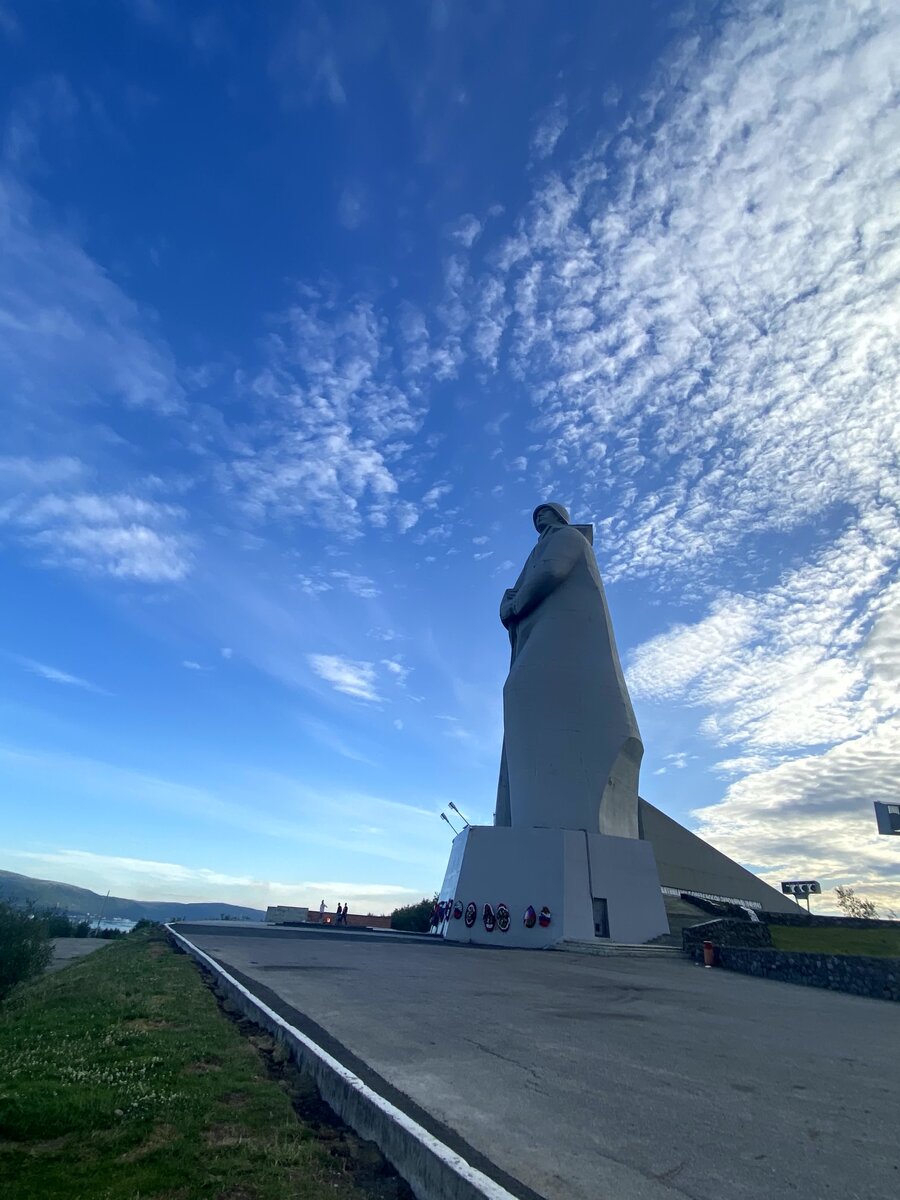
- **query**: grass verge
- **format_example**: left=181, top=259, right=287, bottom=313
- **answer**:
left=770, top=924, right=900, bottom=958
left=0, top=926, right=400, bottom=1200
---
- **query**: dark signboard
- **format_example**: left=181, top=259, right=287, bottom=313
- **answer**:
left=781, top=881, right=821, bottom=897
left=874, top=802, right=900, bottom=836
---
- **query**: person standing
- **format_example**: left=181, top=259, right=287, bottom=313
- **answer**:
left=319, top=899, right=326, bottom=924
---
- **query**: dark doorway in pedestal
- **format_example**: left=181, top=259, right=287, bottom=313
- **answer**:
left=593, top=897, right=610, bottom=938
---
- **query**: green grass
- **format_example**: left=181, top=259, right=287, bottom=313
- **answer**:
left=770, top=924, right=900, bottom=958
left=0, top=927, right=369, bottom=1200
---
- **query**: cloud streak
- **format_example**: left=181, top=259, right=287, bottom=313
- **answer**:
left=13, top=655, right=108, bottom=695
left=7, top=847, right=423, bottom=913
left=1, top=174, right=184, bottom=415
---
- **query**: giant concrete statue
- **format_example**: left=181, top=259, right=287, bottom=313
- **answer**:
left=495, top=503, right=642, bottom=839
left=437, top=501, right=668, bottom=948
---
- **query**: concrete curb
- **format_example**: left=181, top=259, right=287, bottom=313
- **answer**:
left=166, top=925, right=525, bottom=1200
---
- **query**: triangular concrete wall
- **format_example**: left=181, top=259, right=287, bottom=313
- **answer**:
left=638, top=799, right=798, bottom=914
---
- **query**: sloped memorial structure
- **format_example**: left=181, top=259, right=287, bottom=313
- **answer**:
left=439, top=503, right=794, bottom=948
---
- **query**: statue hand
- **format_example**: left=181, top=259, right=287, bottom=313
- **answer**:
left=500, top=591, right=517, bottom=627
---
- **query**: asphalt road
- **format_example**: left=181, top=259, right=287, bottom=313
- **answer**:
left=47, top=937, right=113, bottom=973
left=182, top=924, right=899, bottom=1200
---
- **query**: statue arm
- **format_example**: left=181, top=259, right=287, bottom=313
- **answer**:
left=507, top=529, right=581, bottom=622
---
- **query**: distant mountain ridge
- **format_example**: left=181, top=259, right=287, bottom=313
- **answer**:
left=0, top=869, right=265, bottom=923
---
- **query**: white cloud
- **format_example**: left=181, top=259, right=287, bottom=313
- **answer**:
left=296, top=572, right=332, bottom=595
left=223, top=288, right=427, bottom=535
left=414, top=522, right=451, bottom=544
left=0, top=103, right=191, bottom=587
left=314, top=56, right=346, bottom=106
left=182, top=660, right=207, bottom=671
left=2, top=490, right=192, bottom=582
left=0, top=455, right=84, bottom=487
left=394, top=501, right=419, bottom=533
left=484, top=1, right=900, bottom=592
left=422, top=482, right=452, bottom=507
left=381, top=657, right=409, bottom=686
left=531, top=97, right=567, bottom=159
left=449, top=213, right=482, bottom=248
left=338, top=182, right=366, bottom=230
left=220, top=647, right=233, bottom=659
left=308, top=653, right=380, bottom=701
left=396, top=303, right=458, bottom=383
left=330, top=569, right=380, bottom=598
left=629, top=517, right=900, bottom=752
left=40, top=520, right=187, bottom=583
left=693, top=717, right=900, bottom=912
left=714, top=755, right=780, bottom=776
left=368, top=627, right=399, bottom=643
left=628, top=514, right=900, bottom=909
left=0, top=454, right=191, bottom=584
left=14, top=655, right=107, bottom=695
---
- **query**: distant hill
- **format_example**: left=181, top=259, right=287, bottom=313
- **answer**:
left=0, top=869, right=265, bottom=923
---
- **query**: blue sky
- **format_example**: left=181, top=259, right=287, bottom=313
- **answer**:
left=1, top=0, right=898, bottom=915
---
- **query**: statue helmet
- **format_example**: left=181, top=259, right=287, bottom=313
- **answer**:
left=532, top=502, right=570, bottom=531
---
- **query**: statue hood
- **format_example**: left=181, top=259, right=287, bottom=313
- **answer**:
left=532, top=502, right=570, bottom=531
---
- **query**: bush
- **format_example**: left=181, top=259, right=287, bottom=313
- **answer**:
left=0, top=901, right=52, bottom=1002
left=39, top=910, right=92, bottom=938
left=390, top=895, right=436, bottom=933
left=835, top=885, right=879, bottom=919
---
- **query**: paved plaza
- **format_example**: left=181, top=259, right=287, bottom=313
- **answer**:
left=180, top=923, right=899, bottom=1200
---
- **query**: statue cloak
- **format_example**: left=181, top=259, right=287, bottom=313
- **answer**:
left=495, top=518, right=642, bottom=838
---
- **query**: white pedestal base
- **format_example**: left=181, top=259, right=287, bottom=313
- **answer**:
left=438, top=826, right=668, bottom=948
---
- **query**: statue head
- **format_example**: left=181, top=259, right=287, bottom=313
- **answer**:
left=533, top=502, right=570, bottom=535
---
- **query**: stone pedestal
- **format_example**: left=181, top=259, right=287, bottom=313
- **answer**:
left=438, top=826, right=668, bottom=948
